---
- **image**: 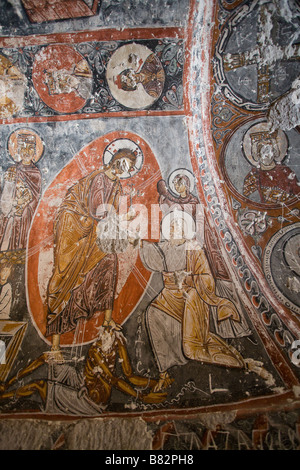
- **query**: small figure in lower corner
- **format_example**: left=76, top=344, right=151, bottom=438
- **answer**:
left=0, top=326, right=167, bottom=415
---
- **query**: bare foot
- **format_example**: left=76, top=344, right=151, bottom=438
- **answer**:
left=141, top=391, right=167, bottom=404
left=245, top=358, right=275, bottom=385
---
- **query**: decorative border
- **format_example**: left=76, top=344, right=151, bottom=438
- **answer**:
left=188, top=0, right=300, bottom=385
left=0, top=27, right=185, bottom=124
left=263, top=223, right=300, bottom=315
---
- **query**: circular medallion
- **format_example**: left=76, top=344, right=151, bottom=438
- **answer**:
left=7, top=128, right=44, bottom=163
left=106, top=43, right=165, bottom=110
left=32, top=44, right=93, bottom=114
left=263, top=223, right=300, bottom=314
left=242, top=122, right=288, bottom=167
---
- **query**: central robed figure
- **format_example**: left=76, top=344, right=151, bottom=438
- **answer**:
left=46, top=147, right=138, bottom=351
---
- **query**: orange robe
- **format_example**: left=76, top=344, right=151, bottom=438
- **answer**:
left=46, top=170, right=121, bottom=336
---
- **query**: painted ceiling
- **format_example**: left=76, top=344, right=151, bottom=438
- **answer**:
left=0, top=0, right=299, bottom=429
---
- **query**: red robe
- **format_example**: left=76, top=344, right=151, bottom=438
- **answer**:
left=243, top=164, right=300, bottom=203
left=0, top=162, right=42, bottom=251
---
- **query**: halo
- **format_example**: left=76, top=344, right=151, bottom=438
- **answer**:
left=168, top=168, right=195, bottom=196
left=242, top=121, right=288, bottom=167
left=106, top=43, right=164, bottom=110
left=161, top=209, right=196, bottom=241
left=7, top=128, right=44, bottom=163
left=103, top=138, right=144, bottom=179
left=283, top=233, right=300, bottom=277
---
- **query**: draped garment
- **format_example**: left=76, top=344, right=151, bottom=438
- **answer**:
left=142, top=241, right=245, bottom=371
left=46, top=170, right=121, bottom=336
left=0, top=162, right=42, bottom=251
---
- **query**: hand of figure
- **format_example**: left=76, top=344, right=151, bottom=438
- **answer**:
left=128, top=236, right=140, bottom=247
left=153, top=371, right=174, bottom=392
left=47, top=347, right=64, bottom=363
left=126, top=206, right=137, bottom=221
left=128, top=226, right=140, bottom=246
left=10, top=204, right=17, bottom=215
left=0, top=381, right=7, bottom=394
left=4, top=167, right=16, bottom=182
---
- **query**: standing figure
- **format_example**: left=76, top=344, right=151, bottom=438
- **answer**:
left=0, top=54, right=26, bottom=118
left=46, top=148, right=138, bottom=354
left=0, top=132, right=42, bottom=251
left=140, top=211, right=273, bottom=392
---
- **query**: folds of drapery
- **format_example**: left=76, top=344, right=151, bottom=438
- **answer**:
left=144, top=243, right=245, bottom=369
left=46, top=170, right=121, bottom=335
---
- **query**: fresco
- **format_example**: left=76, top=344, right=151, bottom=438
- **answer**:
left=0, top=37, right=183, bottom=118
left=21, top=0, right=101, bottom=23
left=211, top=1, right=300, bottom=343
left=0, top=0, right=298, bottom=428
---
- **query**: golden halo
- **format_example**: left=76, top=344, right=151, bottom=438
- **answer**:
left=103, top=138, right=143, bottom=179
left=242, top=121, right=288, bottom=167
left=7, top=128, right=45, bottom=163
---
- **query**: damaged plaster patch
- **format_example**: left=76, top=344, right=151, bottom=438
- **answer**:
left=197, top=410, right=237, bottom=431
left=66, top=417, right=152, bottom=450
left=0, top=419, right=66, bottom=450
left=268, top=78, right=300, bottom=130
left=273, top=0, right=300, bottom=25
left=293, top=385, right=300, bottom=398
left=0, top=417, right=152, bottom=450
left=253, top=2, right=299, bottom=67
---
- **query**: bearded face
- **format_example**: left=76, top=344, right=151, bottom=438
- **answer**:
left=250, top=131, right=279, bottom=169
left=119, top=69, right=138, bottom=91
